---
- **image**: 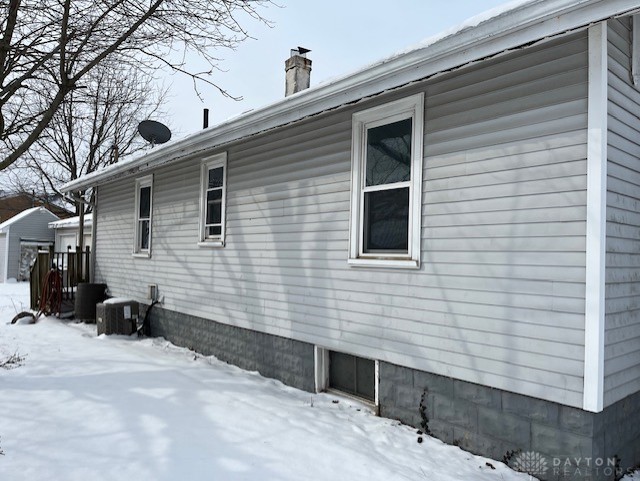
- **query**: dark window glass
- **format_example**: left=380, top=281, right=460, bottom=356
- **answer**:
left=329, top=351, right=353, bottom=394
left=208, top=167, right=224, bottom=189
left=365, top=118, right=412, bottom=187
left=139, top=220, right=149, bottom=250
left=329, top=351, right=375, bottom=402
left=207, top=189, right=222, bottom=202
left=207, top=225, right=221, bottom=237
left=206, top=202, right=222, bottom=225
left=363, top=187, right=409, bottom=252
left=356, top=357, right=375, bottom=400
left=139, top=186, right=151, bottom=218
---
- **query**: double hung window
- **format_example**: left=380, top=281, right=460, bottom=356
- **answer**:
left=199, top=153, right=227, bottom=246
left=348, top=93, right=424, bottom=268
left=134, top=175, right=153, bottom=256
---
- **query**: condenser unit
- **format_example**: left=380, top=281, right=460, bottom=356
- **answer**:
left=96, top=300, right=139, bottom=336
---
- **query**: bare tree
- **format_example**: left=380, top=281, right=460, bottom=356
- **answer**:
left=5, top=62, right=167, bottom=248
left=0, top=0, right=272, bottom=169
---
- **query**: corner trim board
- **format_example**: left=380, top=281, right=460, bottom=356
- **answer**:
left=632, top=15, right=640, bottom=86
left=583, top=21, right=608, bottom=413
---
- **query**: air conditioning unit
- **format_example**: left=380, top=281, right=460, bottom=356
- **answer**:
left=96, top=300, right=139, bottom=336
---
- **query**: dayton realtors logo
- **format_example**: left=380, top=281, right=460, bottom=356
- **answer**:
left=512, top=452, right=549, bottom=477
left=511, top=451, right=620, bottom=478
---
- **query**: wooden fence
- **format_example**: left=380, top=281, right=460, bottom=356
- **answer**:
left=30, top=246, right=91, bottom=311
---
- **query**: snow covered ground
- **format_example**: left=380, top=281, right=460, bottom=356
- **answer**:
left=0, top=281, right=636, bottom=481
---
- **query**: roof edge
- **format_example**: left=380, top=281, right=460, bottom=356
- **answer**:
left=61, top=0, right=640, bottom=193
left=0, top=206, right=60, bottom=232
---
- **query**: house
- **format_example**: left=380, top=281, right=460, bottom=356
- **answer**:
left=49, top=214, right=93, bottom=253
left=62, top=1, right=640, bottom=477
left=0, top=207, right=59, bottom=282
left=0, top=192, right=72, bottom=222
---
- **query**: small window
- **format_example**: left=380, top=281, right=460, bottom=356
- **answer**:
left=133, top=175, right=153, bottom=256
left=199, top=153, right=227, bottom=246
left=349, top=94, right=424, bottom=268
left=329, top=351, right=375, bottom=402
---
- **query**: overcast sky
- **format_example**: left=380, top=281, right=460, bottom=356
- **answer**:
left=162, top=0, right=513, bottom=140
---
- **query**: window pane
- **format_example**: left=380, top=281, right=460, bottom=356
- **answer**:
left=208, top=167, right=224, bottom=189
left=329, top=351, right=375, bottom=401
left=329, top=351, right=355, bottom=394
left=355, top=357, right=375, bottom=401
left=365, top=118, right=412, bottom=186
left=139, top=220, right=149, bottom=250
left=207, top=225, right=221, bottom=237
left=206, top=200, right=222, bottom=225
left=139, top=186, right=151, bottom=218
left=364, top=187, right=409, bottom=252
left=207, top=189, right=222, bottom=202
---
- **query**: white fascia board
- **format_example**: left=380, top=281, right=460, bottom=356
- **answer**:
left=583, top=22, right=608, bottom=413
left=61, top=0, right=640, bottom=193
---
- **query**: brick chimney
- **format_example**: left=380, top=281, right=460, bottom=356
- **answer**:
left=285, top=47, right=312, bottom=96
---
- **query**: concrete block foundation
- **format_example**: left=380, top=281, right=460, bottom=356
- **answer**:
left=145, top=306, right=640, bottom=481
left=379, top=361, right=640, bottom=481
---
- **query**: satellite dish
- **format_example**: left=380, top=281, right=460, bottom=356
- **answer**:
left=138, top=120, right=171, bottom=147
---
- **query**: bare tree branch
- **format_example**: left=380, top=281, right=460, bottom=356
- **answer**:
left=5, top=63, right=168, bottom=222
left=0, top=0, right=274, bottom=168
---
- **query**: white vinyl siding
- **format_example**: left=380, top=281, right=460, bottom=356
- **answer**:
left=604, top=17, right=640, bottom=407
left=94, top=31, right=589, bottom=408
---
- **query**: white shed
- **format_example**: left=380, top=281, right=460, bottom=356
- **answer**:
left=49, top=214, right=93, bottom=253
left=0, top=207, right=59, bottom=282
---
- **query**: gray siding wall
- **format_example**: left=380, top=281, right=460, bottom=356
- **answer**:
left=605, top=18, right=640, bottom=407
left=5, top=209, right=56, bottom=280
left=95, top=32, right=589, bottom=407
left=6, top=229, right=20, bottom=280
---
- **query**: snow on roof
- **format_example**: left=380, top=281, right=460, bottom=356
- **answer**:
left=61, top=0, right=640, bottom=193
left=48, top=213, right=93, bottom=229
left=313, top=0, right=533, bottom=90
left=0, top=206, right=59, bottom=232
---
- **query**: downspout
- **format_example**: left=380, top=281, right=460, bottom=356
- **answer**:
left=78, top=204, right=85, bottom=251
left=90, top=187, right=98, bottom=283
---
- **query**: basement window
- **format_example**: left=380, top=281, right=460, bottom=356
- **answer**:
left=328, top=351, right=376, bottom=402
left=348, top=93, right=424, bottom=269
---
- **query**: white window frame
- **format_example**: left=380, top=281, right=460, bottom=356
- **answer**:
left=314, top=346, right=379, bottom=408
left=133, top=175, right=153, bottom=257
left=348, top=93, right=424, bottom=269
left=198, top=152, right=228, bottom=247
left=633, top=16, right=640, bottom=87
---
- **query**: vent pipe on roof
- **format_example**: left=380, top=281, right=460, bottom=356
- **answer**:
left=285, top=47, right=312, bottom=97
left=203, top=108, right=209, bottom=129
